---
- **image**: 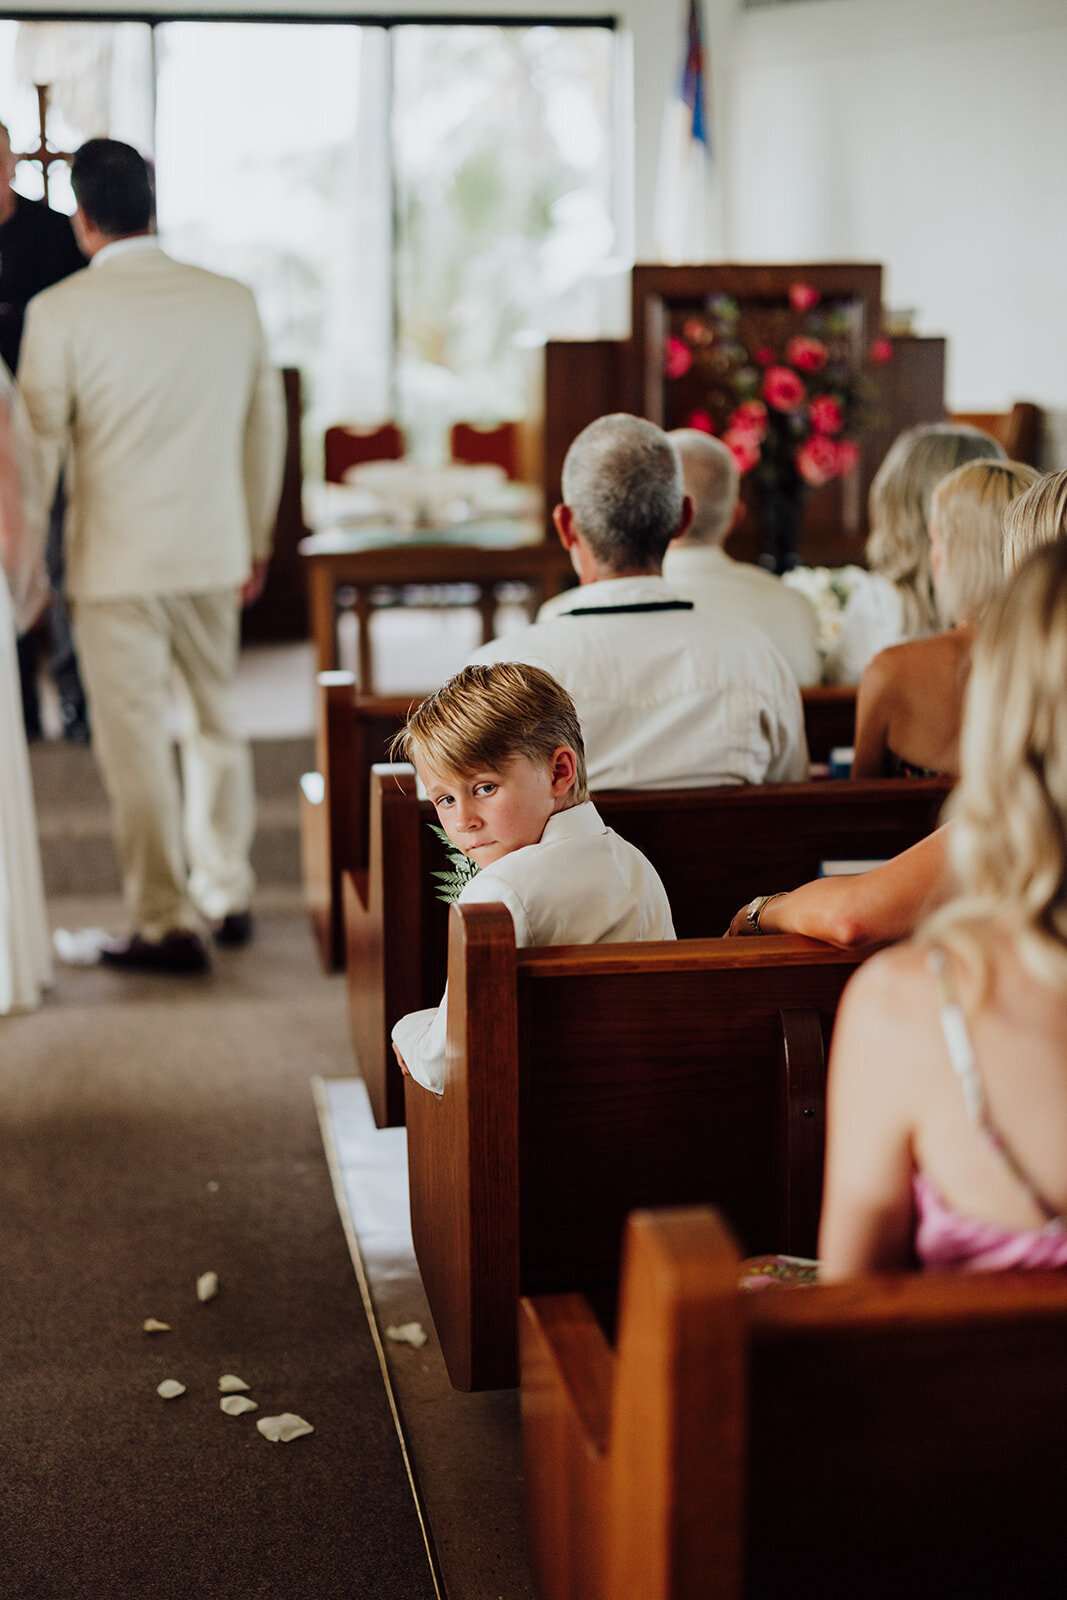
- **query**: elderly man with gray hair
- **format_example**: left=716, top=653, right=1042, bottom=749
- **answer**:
left=663, top=429, right=820, bottom=685
left=467, top=413, right=808, bottom=789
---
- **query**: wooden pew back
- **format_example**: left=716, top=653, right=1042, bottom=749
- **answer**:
left=521, top=1207, right=1067, bottom=1600
left=303, top=682, right=856, bottom=971
left=348, top=767, right=950, bottom=1125
left=405, top=906, right=862, bottom=1389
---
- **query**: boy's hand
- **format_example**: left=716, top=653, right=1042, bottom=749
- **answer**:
left=392, top=1043, right=411, bottom=1078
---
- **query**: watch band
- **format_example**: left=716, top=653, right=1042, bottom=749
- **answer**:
left=745, top=892, right=785, bottom=934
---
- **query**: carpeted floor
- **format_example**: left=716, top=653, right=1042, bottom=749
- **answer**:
left=0, top=906, right=437, bottom=1600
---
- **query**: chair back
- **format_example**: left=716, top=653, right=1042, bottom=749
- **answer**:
left=324, top=422, right=405, bottom=483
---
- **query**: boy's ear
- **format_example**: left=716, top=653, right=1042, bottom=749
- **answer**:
left=549, top=745, right=578, bottom=797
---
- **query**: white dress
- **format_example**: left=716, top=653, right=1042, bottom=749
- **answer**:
left=0, top=364, right=53, bottom=1013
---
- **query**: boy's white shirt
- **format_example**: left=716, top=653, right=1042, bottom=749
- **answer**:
left=392, top=799, right=675, bottom=1094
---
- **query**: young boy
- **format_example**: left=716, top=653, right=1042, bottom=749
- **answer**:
left=391, top=661, right=675, bottom=1093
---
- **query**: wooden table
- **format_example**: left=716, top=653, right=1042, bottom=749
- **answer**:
left=298, top=522, right=572, bottom=689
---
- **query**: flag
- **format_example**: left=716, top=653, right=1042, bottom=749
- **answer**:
left=653, top=0, right=714, bottom=264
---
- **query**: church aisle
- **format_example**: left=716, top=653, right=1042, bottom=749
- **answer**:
left=0, top=896, right=437, bottom=1600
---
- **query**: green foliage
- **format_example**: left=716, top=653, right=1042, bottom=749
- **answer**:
left=428, top=822, right=481, bottom=905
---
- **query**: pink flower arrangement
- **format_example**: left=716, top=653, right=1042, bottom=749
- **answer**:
left=662, top=280, right=889, bottom=567
left=762, top=366, right=806, bottom=413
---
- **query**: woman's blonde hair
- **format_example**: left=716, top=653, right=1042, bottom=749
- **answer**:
left=1003, top=470, right=1067, bottom=573
left=930, top=459, right=1041, bottom=625
left=392, top=661, right=588, bottom=805
left=866, top=423, right=1005, bottom=637
left=921, top=541, right=1067, bottom=992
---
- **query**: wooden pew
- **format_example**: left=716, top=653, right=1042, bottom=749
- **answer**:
left=404, top=903, right=863, bottom=1390
left=520, top=1207, right=1067, bottom=1600
left=800, top=684, right=855, bottom=764
left=303, top=681, right=855, bottom=972
left=299, top=675, right=413, bottom=969
left=346, top=767, right=951, bottom=1127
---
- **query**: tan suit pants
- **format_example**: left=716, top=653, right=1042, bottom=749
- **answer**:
left=72, top=591, right=255, bottom=939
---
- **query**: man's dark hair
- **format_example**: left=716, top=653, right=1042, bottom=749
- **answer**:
left=71, top=138, right=154, bottom=237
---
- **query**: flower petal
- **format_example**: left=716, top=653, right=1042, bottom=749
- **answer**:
left=196, top=1272, right=219, bottom=1303
left=221, top=1395, right=259, bottom=1416
left=142, top=1318, right=171, bottom=1333
left=386, top=1322, right=429, bottom=1349
left=157, top=1379, right=186, bottom=1400
left=218, top=1374, right=250, bottom=1393
left=257, top=1413, right=314, bottom=1443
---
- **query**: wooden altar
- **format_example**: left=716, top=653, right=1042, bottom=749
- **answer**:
left=541, top=263, right=946, bottom=571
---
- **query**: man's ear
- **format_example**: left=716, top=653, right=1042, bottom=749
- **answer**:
left=553, top=502, right=577, bottom=550
left=548, top=744, right=578, bottom=798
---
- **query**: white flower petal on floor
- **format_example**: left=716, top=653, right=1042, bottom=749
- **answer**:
left=156, top=1379, right=186, bottom=1400
left=196, top=1271, right=219, bottom=1302
left=52, top=927, right=110, bottom=966
left=385, top=1321, right=428, bottom=1348
left=257, top=1413, right=314, bottom=1443
left=218, top=1374, right=250, bottom=1392
left=142, top=1318, right=171, bottom=1333
left=220, top=1395, right=258, bottom=1416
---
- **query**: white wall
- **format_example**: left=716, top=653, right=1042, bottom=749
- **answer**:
left=722, top=0, right=1067, bottom=442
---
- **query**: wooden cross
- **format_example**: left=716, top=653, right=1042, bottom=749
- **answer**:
left=18, top=85, right=74, bottom=202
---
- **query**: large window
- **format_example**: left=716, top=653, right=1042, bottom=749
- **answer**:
left=0, top=17, right=619, bottom=472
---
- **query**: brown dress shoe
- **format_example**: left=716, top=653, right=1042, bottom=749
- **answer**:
left=100, top=930, right=211, bottom=974
left=210, top=911, right=253, bottom=948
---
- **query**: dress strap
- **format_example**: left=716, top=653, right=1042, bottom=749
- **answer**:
left=927, top=948, right=1065, bottom=1229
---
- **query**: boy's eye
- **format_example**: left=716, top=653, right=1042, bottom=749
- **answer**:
left=435, top=795, right=455, bottom=809
left=474, top=783, right=497, bottom=796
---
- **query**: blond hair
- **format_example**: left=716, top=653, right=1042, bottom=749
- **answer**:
left=393, top=662, right=588, bottom=804
left=930, top=459, right=1041, bottom=625
left=921, top=541, right=1067, bottom=992
left=1003, top=470, right=1067, bottom=573
left=866, top=423, right=1005, bottom=637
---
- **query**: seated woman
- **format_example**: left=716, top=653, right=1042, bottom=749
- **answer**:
left=851, top=459, right=1039, bottom=778
left=826, top=423, right=1004, bottom=685
left=818, top=541, right=1067, bottom=1278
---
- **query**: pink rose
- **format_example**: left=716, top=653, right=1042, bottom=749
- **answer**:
left=868, top=336, right=894, bottom=365
left=728, top=400, right=769, bottom=439
left=762, top=365, right=806, bottom=412
left=789, top=282, right=820, bottom=313
left=834, top=438, right=860, bottom=476
left=796, top=434, right=840, bottom=486
left=684, top=409, right=714, bottom=434
left=786, top=336, right=828, bottom=373
left=754, top=345, right=777, bottom=367
left=723, top=427, right=761, bottom=475
left=665, top=336, right=692, bottom=379
left=809, top=395, right=843, bottom=436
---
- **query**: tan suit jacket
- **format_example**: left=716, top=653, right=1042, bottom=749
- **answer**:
left=18, top=241, right=285, bottom=601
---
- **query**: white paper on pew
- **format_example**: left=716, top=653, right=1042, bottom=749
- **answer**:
left=386, top=1321, right=429, bottom=1349
left=819, top=860, right=887, bottom=877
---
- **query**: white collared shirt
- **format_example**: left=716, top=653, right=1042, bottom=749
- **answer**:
left=661, top=543, right=821, bottom=686
left=392, top=800, right=675, bottom=1093
left=470, top=575, right=808, bottom=790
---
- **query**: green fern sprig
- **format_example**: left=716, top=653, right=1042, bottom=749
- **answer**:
left=428, top=822, right=481, bottom=904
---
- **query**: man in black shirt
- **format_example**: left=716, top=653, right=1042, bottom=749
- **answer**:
left=0, top=120, right=88, bottom=740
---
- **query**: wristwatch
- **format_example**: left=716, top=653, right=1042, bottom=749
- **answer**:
left=745, top=892, right=784, bottom=934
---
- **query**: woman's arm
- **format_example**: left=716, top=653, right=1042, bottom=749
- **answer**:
left=726, top=825, right=952, bottom=949
left=817, top=949, right=921, bottom=1279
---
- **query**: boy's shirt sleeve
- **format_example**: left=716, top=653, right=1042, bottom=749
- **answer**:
left=390, top=866, right=529, bottom=1096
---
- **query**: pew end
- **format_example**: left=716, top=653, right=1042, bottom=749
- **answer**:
left=406, top=903, right=862, bottom=1390
left=522, top=1206, right=1067, bottom=1600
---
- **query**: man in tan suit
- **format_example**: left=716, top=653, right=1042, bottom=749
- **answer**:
left=19, top=139, right=285, bottom=972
